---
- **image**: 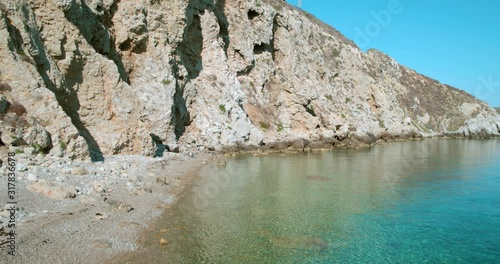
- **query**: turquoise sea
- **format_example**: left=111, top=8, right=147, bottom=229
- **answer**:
left=127, top=139, right=500, bottom=263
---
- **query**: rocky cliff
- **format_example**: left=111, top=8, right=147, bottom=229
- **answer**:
left=1, top=0, right=499, bottom=160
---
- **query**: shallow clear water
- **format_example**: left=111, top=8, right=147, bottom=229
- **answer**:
left=131, top=139, right=500, bottom=263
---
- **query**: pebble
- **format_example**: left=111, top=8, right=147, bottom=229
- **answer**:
left=92, top=181, right=106, bottom=193
left=156, top=177, right=169, bottom=186
left=162, top=195, right=175, bottom=204
left=95, top=213, right=108, bottom=220
left=16, top=163, right=28, bottom=172
left=216, top=160, right=227, bottom=167
left=0, top=210, right=10, bottom=218
left=127, top=175, right=137, bottom=182
left=121, top=162, right=131, bottom=170
left=106, top=199, right=133, bottom=212
left=159, top=238, right=169, bottom=246
left=27, top=173, right=38, bottom=181
left=78, top=195, right=97, bottom=204
left=117, top=222, right=141, bottom=228
left=24, top=147, right=35, bottom=156
left=92, top=239, right=113, bottom=249
left=126, top=182, right=135, bottom=192
left=71, top=167, right=89, bottom=175
left=154, top=203, right=169, bottom=209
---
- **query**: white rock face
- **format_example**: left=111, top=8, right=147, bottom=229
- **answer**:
left=0, top=0, right=499, bottom=159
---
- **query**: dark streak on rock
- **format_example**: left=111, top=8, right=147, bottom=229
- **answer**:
left=17, top=5, right=104, bottom=162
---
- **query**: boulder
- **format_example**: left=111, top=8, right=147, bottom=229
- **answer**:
left=23, top=125, right=53, bottom=153
left=24, top=146, right=36, bottom=156
left=1, top=126, right=21, bottom=146
left=291, top=139, right=305, bottom=150
left=71, top=167, right=89, bottom=175
left=27, top=180, right=77, bottom=199
left=16, top=163, right=28, bottom=172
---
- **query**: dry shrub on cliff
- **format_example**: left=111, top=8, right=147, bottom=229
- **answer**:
left=8, top=101, right=27, bottom=116
left=1, top=100, right=29, bottom=127
left=1, top=113, right=29, bottom=128
left=379, top=131, right=395, bottom=141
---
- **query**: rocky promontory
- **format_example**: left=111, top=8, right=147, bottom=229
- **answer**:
left=1, top=0, right=499, bottom=160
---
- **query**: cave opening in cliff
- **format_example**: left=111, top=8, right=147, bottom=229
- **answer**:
left=247, top=9, right=260, bottom=20
left=254, top=43, right=272, bottom=55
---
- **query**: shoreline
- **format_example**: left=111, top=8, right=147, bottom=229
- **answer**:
left=0, top=151, right=215, bottom=263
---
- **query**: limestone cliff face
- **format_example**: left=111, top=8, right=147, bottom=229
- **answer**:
left=0, top=0, right=499, bottom=159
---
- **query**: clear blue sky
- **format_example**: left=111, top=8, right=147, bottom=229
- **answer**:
left=287, top=0, right=500, bottom=107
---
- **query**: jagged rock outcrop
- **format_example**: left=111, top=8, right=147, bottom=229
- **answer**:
left=0, top=0, right=499, bottom=159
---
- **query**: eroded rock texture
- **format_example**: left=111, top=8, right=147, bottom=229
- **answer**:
left=0, top=0, right=499, bottom=159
